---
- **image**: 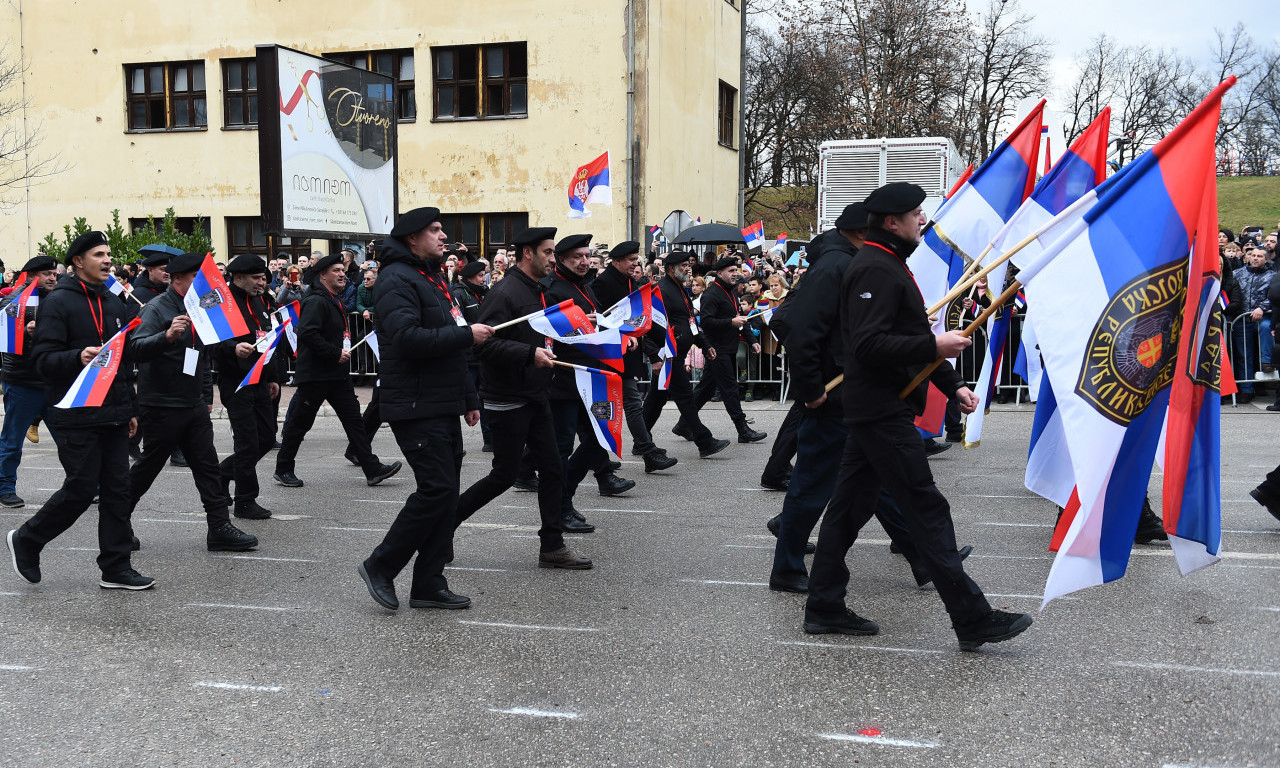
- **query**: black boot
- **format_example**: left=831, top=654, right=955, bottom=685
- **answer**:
left=671, top=420, right=694, bottom=441
left=733, top=417, right=767, bottom=444
left=696, top=437, right=730, bottom=458
left=1134, top=497, right=1168, bottom=544
left=643, top=450, right=678, bottom=473
left=596, top=472, right=636, bottom=497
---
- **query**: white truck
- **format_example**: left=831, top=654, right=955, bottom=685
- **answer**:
left=816, top=137, right=966, bottom=232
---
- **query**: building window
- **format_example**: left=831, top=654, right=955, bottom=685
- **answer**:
left=323, top=49, right=416, bottom=121
left=718, top=81, right=737, bottom=148
left=435, top=212, right=528, bottom=259
left=129, top=216, right=212, bottom=239
left=222, top=58, right=258, bottom=128
left=226, top=217, right=311, bottom=261
left=432, top=43, right=527, bottom=120
left=126, top=61, right=207, bottom=131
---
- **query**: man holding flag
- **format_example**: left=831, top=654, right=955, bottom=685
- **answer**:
left=5, top=232, right=151, bottom=590
left=454, top=226, right=592, bottom=570
left=213, top=255, right=281, bottom=521
left=126, top=252, right=259, bottom=553
left=0, top=255, right=59, bottom=509
left=804, top=184, right=1032, bottom=650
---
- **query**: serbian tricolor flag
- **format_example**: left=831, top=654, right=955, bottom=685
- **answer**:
left=526, top=299, right=595, bottom=338
left=569, top=363, right=625, bottom=457
left=54, top=317, right=142, bottom=409
left=274, top=300, right=301, bottom=350
left=909, top=100, right=1044, bottom=334
left=184, top=254, right=250, bottom=345
left=238, top=319, right=290, bottom=391
left=598, top=285, right=653, bottom=337
left=567, top=151, right=612, bottom=219
left=0, top=280, right=40, bottom=355
left=742, top=221, right=765, bottom=250
left=964, top=108, right=1111, bottom=449
left=773, top=233, right=787, bottom=252
left=656, top=326, right=677, bottom=390
left=555, top=326, right=626, bottom=373
left=647, top=283, right=668, bottom=329
left=1015, top=79, right=1233, bottom=606
left=103, top=274, right=126, bottom=297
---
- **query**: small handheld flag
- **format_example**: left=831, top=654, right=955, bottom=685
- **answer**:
left=104, top=274, right=126, bottom=297
left=0, top=280, right=40, bottom=355
left=555, top=326, right=626, bottom=373
left=54, top=317, right=142, bottom=409
left=184, top=254, right=250, bottom=345
left=567, top=151, right=612, bottom=219
left=364, top=329, right=381, bottom=362
left=742, top=221, right=765, bottom=250
left=568, top=363, right=625, bottom=457
left=524, top=299, right=596, bottom=338
left=598, top=285, right=653, bottom=337
left=238, top=319, right=290, bottom=391
left=656, top=326, right=677, bottom=390
left=647, top=283, right=668, bottom=329
left=773, top=233, right=788, bottom=251
left=275, top=301, right=301, bottom=351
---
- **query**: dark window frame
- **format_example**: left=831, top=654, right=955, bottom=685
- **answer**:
left=226, top=216, right=312, bottom=261
left=221, top=57, right=259, bottom=129
left=322, top=49, right=417, bottom=122
left=435, top=212, right=528, bottom=259
left=125, top=60, right=208, bottom=133
left=718, top=80, right=737, bottom=149
left=128, top=216, right=212, bottom=239
left=432, top=42, right=528, bottom=122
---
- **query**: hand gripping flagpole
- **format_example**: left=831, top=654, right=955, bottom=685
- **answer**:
left=898, top=281, right=1023, bottom=399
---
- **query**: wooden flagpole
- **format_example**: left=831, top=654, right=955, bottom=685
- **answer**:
left=898, top=281, right=1023, bottom=399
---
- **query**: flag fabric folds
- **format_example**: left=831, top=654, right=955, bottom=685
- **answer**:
left=656, top=326, right=677, bottom=390
left=570, top=363, right=625, bottom=456
left=364, top=328, right=381, bottom=362
left=773, top=233, right=788, bottom=252
left=567, top=151, right=611, bottom=219
left=184, top=254, right=250, bottom=345
left=526, top=299, right=595, bottom=338
left=104, top=274, right=127, bottom=297
left=275, top=301, right=301, bottom=351
left=54, top=317, right=142, bottom=409
left=0, top=280, right=40, bottom=355
left=554, top=326, right=626, bottom=373
left=742, top=221, right=765, bottom=250
left=1016, top=80, right=1232, bottom=606
left=238, top=319, right=290, bottom=391
left=597, top=285, right=653, bottom=337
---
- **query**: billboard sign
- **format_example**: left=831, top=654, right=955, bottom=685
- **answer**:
left=257, top=44, right=398, bottom=240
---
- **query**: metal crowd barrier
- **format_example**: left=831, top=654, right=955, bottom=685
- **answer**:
left=1223, top=313, right=1275, bottom=405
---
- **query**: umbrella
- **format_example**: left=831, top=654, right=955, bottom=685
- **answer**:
left=672, top=223, right=746, bottom=245
left=137, top=243, right=184, bottom=257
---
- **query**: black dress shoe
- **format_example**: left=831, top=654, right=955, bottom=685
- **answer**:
left=357, top=560, right=399, bottom=610
left=234, top=501, right=273, bottom=520
left=343, top=449, right=359, bottom=466
left=671, top=422, right=694, bottom=441
left=273, top=471, right=304, bottom=488
left=538, top=547, right=593, bottom=569
left=366, top=461, right=402, bottom=486
left=1251, top=487, right=1280, bottom=522
left=955, top=609, right=1032, bottom=651
left=643, top=451, right=678, bottom=473
left=6, top=529, right=40, bottom=584
left=207, top=521, right=259, bottom=552
left=697, top=438, right=730, bottom=458
left=923, top=439, right=952, bottom=457
left=945, top=431, right=964, bottom=443
left=99, top=568, right=155, bottom=590
left=1134, top=499, right=1168, bottom=544
left=561, top=514, right=596, bottom=533
left=131, top=535, right=141, bottom=552
left=803, top=607, right=879, bottom=635
left=169, top=450, right=188, bottom=467
left=512, top=475, right=540, bottom=492
left=769, top=573, right=809, bottom=593
left=760, top=476, right=789, bottom=491
left=913, top=545, right=974, bottom=588
left=409, top=589, right=471, bottom=610
left=597, top=473, right=636, bottom=497
left=0, top=493, right=24, bottom=508
left=766, top=515, right=815, bottom=553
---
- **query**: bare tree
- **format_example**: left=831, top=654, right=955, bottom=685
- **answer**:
left=0, top=43, right=63, bottom=210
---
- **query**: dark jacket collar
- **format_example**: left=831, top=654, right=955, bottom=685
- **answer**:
left=553, top=263, right=588, bottom=286
left=866, top=227, right=915, bottom=262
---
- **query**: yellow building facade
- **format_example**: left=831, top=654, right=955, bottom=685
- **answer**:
left=1, top=0, right=743, bottom=261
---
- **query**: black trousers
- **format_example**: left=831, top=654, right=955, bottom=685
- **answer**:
left=550, top=398, right=605, bottom=515
left=762, top=399, right=803, bottom=482
left=692, top=351, right=746, bottom=421
left=368, top=417, right=463, bottom=595
left=807, top=414, right=991, bottom=626
left=17, top=424, right=133, bottom=574
left=217, top=381, right=276, bottom=505
left=642, top=355, right=713, bottom=445
left=276, top=379, right=379, bottom=476
left=131, top=404, right=231, bottom=525
left=455, top=402, right=564, bottom=551
left=346, top=384, right=383, bottom=456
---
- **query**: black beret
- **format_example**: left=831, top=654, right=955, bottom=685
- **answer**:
left=139, top=252, right=172, bottom=268
left=555, top=234, right=593, bottom=254
left=390, top=207, right=442, bottom=238
left=663, top=251, right=692, bottom=266
left=609, top=240, right=640, bottom=260
left=226, top=254, right=270, bottom=276
left=20, top=255, right=57, bottom=274
left=835, top=202, right=869, bottom=231
left=66, top=231, right=108, bottom=261
left=166, top=251, right=206, bottom=274
left=863, top=182, right=927, bottom=215
left=311, top=253, right=344, bottom=274
left=714, top=256, right=739, bottom=271
left=512, top=226, right=557, bottom=248
left=459, top=261, right=486, bottom=279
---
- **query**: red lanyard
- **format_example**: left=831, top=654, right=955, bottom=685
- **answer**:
left=714, top=280, right=739, bottom=314
left=241, top=294, right=263, bottom=332
left=324, top=289, right=349, bottom=332
left=866, top=241, right=923, bottom=303
left=80, top=282, right=104, bottom=343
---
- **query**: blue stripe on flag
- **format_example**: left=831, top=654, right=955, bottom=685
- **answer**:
left=1098, top=388, right=1170, bottom=582
left=1035, top=149, right=1100, bottom=216
left=970, top=152, right=1032, bottom=220
left=1084, top=155, right=1188, bottom=296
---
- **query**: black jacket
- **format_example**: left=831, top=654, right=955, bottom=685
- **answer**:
left=785, top=230, right=858, bottom=415
left=211, top=284, right=277, bottom=387
left=590, top=264, right=647, bottom=379
left=698, top=276, right=750, bottom=355
left=451, top=280, right=487, bottom=366
left=840, top=228, right=965, bottom=424
left=0, top=285, right=50, bottom=389
left=293, top=283, right=351, bottom=384
left=372, top=237, right=478, bottom=420
left=32, top=276, right=137, bottom=429
left=131, top=274, right=166, bottom=305
left=544, top=265, right=605, bottom=401
left=476, top=266, right=553, bottom=403
left=129, top=287, right=214, bottom=408
left=655, top=274, right=704, bottom=360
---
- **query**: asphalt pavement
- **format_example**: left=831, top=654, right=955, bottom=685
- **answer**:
left=0, top=395, right=1277, bottom=767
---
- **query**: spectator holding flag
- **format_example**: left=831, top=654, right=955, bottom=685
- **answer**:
left=5, top=232, right=151, bottom=591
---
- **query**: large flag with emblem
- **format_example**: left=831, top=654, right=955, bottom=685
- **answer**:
left=570, top=363, right=625, bottom=456
left=184, top=253, right=250, bottom=345
left=0, top=280, right=40, bottom=355
left=597, top=284, right=654, bottom=337
left=1015, top=79, right=1233, bottom=606
left=54, top=317, right=142, bottom=409
left=525, top=299, right=595, bottom=338
left=567, top=151, right=612, bottom=219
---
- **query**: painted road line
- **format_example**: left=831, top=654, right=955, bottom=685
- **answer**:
left=186, top=603, right=308, bottom=612
left=459, top=522, right=537, bottom=531
left=509, top=534, right=583, bottom=540
left=971, top=554, right=1054, bottom=561
left=0, top=592, right=24, bottom=596
left=0, top=664, right=37, bottom=671
left=321, top=526, right=384, bottom=532
left=52, top=546, right=98, bottom=552
left=1130, top=550, right=1280, bottom=561
left=1112, top=661, right=1280, bottom=679
left=196, top=681, right=283, bottom=692
left=779, top=641, right=943, bottom=655
left=214, top=555, right=322, bottom=563
left=1252, top=606, right=1280, bottom=613
left=136, top=518, right=204, bottom=524
left=961, top=494, right=1039, bottom=499
left=458, top=620, right=601, bottom=633
left=1222, top=528, right=1280, bottom=534
left=987, top=593, right=1077, bottom=601
left=976, top=522, right=1054, bottom=528
left=724, top=544, right=773, bottom=550
left=681, top=579, right=768, bottom=587
left=577, top=508, right=668, bottom=515
left=819, top=732, right=940, bottom=748
left=353, top=499, right=400, bottom=504
left=489, top=707, right=580, bottom=719
left=446, top=566, right=509, bottom=573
